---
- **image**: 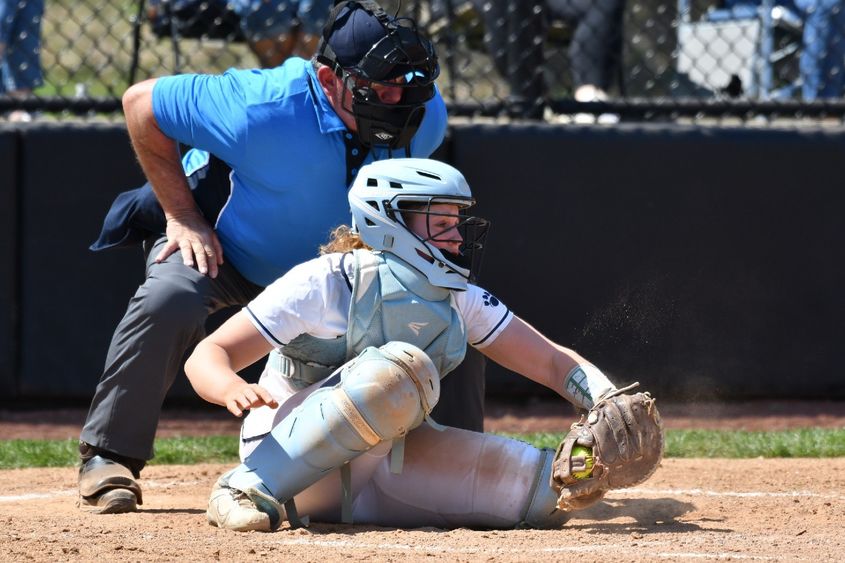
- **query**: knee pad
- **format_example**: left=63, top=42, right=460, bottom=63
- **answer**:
left=340, top=341, right=441, bottom=441
left=229, top=342, right=440, bottom=504
left=520, top=448, right=570, bottom=529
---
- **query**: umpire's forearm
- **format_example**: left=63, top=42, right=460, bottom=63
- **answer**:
left=123, top=78, right=198, bottom=220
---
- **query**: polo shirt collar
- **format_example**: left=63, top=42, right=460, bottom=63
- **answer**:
left=306, top=64, right=349, bottom=135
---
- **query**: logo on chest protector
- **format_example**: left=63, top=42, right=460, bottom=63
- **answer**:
left=407, top=321, right=429, bottom=336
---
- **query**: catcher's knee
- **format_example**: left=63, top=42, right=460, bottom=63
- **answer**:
left=519, top=448, right=570, bottom=529
left=338, top=341, right=441, bottom=441
left=228, top=343, right=441, bottom=504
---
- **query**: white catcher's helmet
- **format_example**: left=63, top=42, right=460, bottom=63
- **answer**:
left=348, top=158, right=490, bottom=290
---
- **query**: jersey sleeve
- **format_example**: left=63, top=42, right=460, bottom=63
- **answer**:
left=455, top=284, right=513, bottom=349
left=409, top=87, right=448, bottom=157
left=244, top=256, right=348, bottom=347
left=152, top=71, right=249, bottom=166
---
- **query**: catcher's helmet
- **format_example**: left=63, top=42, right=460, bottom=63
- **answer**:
left=316, top=1, right=439, bottom=151
left=348, top=158, right=489, bottom=290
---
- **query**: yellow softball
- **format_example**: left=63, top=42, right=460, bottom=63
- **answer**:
left=571, top=445, right=595, bottom=479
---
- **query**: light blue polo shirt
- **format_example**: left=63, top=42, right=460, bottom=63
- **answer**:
left=152, top=58, right=447, bottom=286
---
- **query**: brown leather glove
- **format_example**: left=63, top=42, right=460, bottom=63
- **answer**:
left=551, top=385, right=664, bottom=511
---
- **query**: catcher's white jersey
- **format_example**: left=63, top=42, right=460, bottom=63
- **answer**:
left=245, top=252, right=513, bottom=351
left=236, top=252, right=562, bottom=528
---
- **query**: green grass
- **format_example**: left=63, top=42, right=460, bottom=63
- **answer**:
left=0, top=436, right=240, bottom=470
left=2, top=429, right=844, bottom=470
left=664, top=428, right=845, bottom=458
left=500, top=428, right=845, bottom=458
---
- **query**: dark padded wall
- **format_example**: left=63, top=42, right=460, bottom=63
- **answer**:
left=453, top=123, right=845, bottom=400
left=0, top=130, right=18, bottom=397
left=13, top=127, right=452, bottom=401
left=12, top=124, right=844, bottom=401
left=17, top=125, right=241, bottom=401
left=18, top=124, right=147, bottom=398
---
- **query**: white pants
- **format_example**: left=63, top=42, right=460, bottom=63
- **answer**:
left=239, top=366, right=545, bottom=528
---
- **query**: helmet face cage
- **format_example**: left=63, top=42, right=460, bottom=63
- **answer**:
left=349, top=158, right=488, bottom=289
left=388, top=196, right=490, bottom=284
left=338, top=68, right=432, bottom=113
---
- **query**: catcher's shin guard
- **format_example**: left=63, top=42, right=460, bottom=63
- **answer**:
left=227, top=342, right=440, bottom=522
left=519, top=448, right=570, bottom=529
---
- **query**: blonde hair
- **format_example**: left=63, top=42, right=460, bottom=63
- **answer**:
left=319, top=225, right=372, bottom=255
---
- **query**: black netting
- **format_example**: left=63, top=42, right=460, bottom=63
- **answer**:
left=0, top=0, right=843, bottom=123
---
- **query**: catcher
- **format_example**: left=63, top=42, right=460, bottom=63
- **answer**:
left=184, top=158, right=664, bottom=531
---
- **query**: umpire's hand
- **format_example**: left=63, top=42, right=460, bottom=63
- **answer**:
left=158, top=210, right=224, bottom=278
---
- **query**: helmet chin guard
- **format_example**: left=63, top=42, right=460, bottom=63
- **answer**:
left=316, top=1, right=440, bottom=151
left=348, top=159, right=490, bottom=290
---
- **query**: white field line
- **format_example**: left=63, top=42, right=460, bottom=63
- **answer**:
left=656, top=553, right=784, bottom=561
left=273, top=538, right=673, bottom=554
left=0, top=480, right=840, bottom=505
left=617, top=487, right=845, bottom=502
left=1, top=480, right=841, bottom=504
left=270, top=539, right=790, bottom=561
left=0, top=482, right=811, bottom=561
left=0, top=479, right=203, bottom=503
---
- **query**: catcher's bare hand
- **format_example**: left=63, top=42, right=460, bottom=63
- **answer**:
left=223, top=382, right=279, bottom=418
left=156, top=211, right=224, bottom=278
left=551, top=386, right=664, bottom=511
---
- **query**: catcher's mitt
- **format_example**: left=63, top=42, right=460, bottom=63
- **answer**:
left=551, top=383, right=664, bottom=511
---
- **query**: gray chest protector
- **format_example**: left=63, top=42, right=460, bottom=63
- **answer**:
left=273, top=250, right=467, bottom=387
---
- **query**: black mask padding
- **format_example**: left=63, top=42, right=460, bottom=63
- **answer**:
left=351, top=85, right=429, bottom=150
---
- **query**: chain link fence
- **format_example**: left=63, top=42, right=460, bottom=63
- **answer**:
left=1, top=0, right=843, bottom=123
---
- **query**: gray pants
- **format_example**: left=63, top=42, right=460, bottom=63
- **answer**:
left=80, top=237, right=486, bottom=463
left=80, top=236, right=264, bottom=461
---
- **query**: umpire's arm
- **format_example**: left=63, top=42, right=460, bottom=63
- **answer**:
left=123, top=79, right=223, bottom=277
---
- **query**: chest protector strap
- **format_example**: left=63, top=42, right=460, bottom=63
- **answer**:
left=346, top=250, right=467, bottom=377
left=269, top=251, right=467, bottom=391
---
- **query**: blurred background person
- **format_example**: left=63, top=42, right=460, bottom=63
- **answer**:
left=0, top=0, right=44, bottom=122
left=427, top=0, right=625, bottom=121
left=715, top=0, right=844, bottom=99
left=546, top=0, right=626, bottom=109
left=147, top=0, right=334, bottom=68
left=790, top=0, right=845, bottom=99
left=232, top=0, right=335, bottom=68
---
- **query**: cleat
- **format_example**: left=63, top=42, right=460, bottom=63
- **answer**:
left=207, top=478, right=283, bottom=532
left=244, top=486, right=285, bottom=531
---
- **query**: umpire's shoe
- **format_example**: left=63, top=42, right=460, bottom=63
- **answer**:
left=78, top=442, right=144, bottom=514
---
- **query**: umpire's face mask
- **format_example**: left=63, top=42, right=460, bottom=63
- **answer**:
left=323, top=17, right=440, bottom=151
left=344, top=71, right=434, bottom=151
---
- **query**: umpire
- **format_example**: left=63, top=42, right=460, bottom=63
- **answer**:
left=78, top=0, right=486, bottom=514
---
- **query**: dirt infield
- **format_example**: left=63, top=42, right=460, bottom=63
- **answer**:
left=1, top=459, right=843, bottom=562
left=2, top=401, right=844, bottom=561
